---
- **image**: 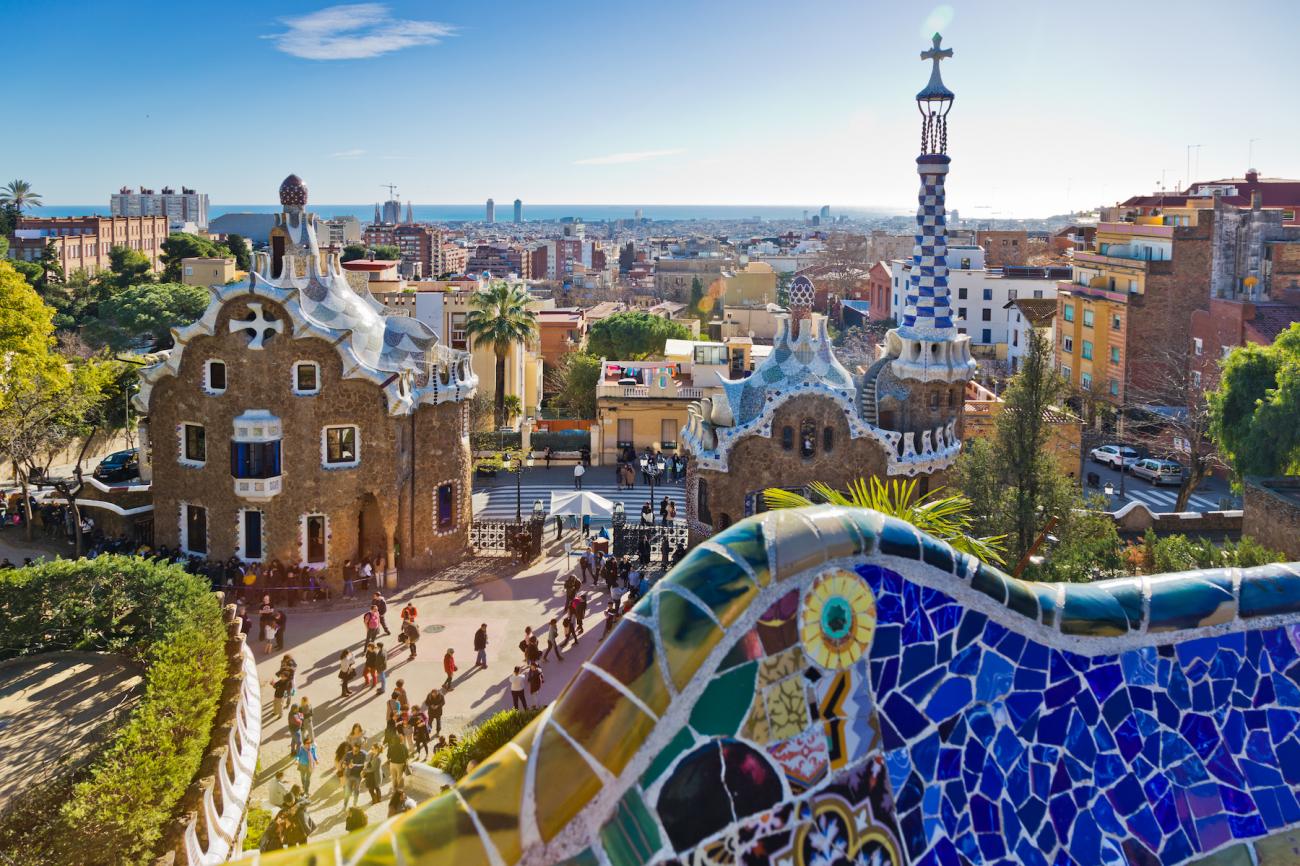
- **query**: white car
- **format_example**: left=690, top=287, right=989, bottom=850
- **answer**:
left=1131, top=458, right=1182, bottom=486
left=1091, top=444, right=1141, bottom=471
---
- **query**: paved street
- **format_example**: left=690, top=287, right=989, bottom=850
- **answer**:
left=248, top=539, right=613, bottom=842
left=1080, top=456, right=1237, bottom=513
left=472, top=464, right=687, bottom=521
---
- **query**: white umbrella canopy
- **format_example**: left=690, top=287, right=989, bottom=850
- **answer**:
left=549, top=490, right=616, bottom=518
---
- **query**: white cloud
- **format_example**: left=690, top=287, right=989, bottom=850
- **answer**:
left=331, top=148, right=366, bottom=159
left=268, top=4, right=454, bottom=61
left=574, top=148, right=686, bottom=166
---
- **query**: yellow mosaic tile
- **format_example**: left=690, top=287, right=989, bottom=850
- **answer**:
left=552, top=669, right=657, bottom=776
left=741, top=697, right=772, bottom=744
left=767, top=510, right=828, bottom=580
left=757, top=644, right=803, bottom=688
left=389, top=790, right=492, bottom=866
left=458, top=740, right=532, bottom=865
left=588, top=618, right=672, bottom=716
left=534, top=721, right=606, bottom=843
left=764, top=676, right=810, bottom=740
left=658, top=590, right=725, bottom=692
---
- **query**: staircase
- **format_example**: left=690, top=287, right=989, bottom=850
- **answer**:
left=859, top=358, right=890, bottom=426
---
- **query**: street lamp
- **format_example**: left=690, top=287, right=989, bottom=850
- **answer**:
left=504, top=451, right=523, bottom=523
left=1103, top=481, right=1115, bottom=510
left=532, top=499, right=545, bottom=521
left=639, top=453, right=666, bottom=523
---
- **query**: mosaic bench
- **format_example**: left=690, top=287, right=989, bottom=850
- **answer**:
left=247, top=505, right=1300, bottom=866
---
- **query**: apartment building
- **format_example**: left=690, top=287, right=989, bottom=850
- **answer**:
left=111, top=185, right=209, bottom=228
left=975, top=229, right=1028, bottom=267
left=889, top=247, right=1064, bottom=355
left=7, top=214, right=169, bottom=276
left=467, top=243, right=530, bottom=279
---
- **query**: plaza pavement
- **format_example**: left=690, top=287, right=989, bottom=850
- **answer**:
left=247, top=532, right=613, bottom=842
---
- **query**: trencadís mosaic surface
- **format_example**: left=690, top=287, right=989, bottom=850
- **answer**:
left=249, top=506, right=1300, bottom=866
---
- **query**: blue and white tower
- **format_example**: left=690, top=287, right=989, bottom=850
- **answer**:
left=886, top=33, right=976, bottom=383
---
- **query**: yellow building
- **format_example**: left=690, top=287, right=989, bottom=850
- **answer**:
left=963, top=381, right=1083, bottom=477
left=592, top=337, right=759, bottom=464
left=180, top=256, right=235, bottom=287
left=713, top=261, right=779, bottom=306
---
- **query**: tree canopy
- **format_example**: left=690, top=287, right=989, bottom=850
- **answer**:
left=586, top=311, right=693, bottom=360
left=0, top=260, right=63, bottom=413
left=103, top=246, right=154, bottom=291
left=159, top=232, right=233, bottom=282
left=222, top=233, right=251, bottom=270
left=370, top=243, right=400, bottom=261
left=1211, top=323, right=1300, bottom=477
left=90, top=281, right=209, bottom=351
left=548, top=351, right=601, bottom=419
left=465, top=281, right=538, bottom=426
left=340, top=243, right=368, bottom=263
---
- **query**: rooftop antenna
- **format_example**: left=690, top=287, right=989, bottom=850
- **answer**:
left=381, top=183, right=399, bottom=200
left=1248, top=139, right=1262, bottom=170
left=1185, top=144, right=1201, bottom=193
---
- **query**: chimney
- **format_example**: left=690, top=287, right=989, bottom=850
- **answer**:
left=1246, top=168, right=1259, bottom=183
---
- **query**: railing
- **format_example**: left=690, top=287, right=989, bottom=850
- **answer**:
left=183, top=640, right=261, bottom=866
left=596, top=384, right=705, bottom=399
left=469, top=517, right=544, bottom=560
left=611, top=517, right=690, bottom=560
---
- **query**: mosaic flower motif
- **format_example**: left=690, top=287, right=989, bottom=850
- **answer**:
left=801, top=571, right=876, bottom=671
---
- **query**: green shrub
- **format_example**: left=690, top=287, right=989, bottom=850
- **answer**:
left=1140, top=530, right=1287, bottom=574
left=430, top=708, right=542, bottom=780
left=0, top=555, right=227, bottom=866
left=242, top=807, right=273, bottom=851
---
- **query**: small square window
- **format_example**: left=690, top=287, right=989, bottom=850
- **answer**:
left=294, top=362, right=320, bottom=395
left=1193, top=338, right=1203, bottom=356
left=981, top=309, right=992, bottom=322
left=182, top=423, right=206, bottom=464
left=1112, top=314, right=1122, bottom=330
left=958, top=287, right=968, bottom=300
left=982, top=288, right=993, bottom=301
left=1063, top=304, right=1074, bottom=322
left=1083, top=309, right=1094, bottom=327
left=1110, top=379, right=1120, bottom=396
left=206, top=360, right=227, bottom=393
left=1110, top=346, right=1120, bottom=364
left=323, top=425, right=359, bottom=467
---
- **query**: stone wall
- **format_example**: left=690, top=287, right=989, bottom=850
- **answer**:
left=1243, top=476, right=1300, bottom=560
left=1109, top=500, right=1243, bottom=536
left=146, top=295, right=470, bottom=588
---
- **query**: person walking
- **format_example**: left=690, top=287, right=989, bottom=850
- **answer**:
left=343, top=743, right=365, bottom=810
left=270, top=669, right=292, bottom=718
left=527, top=661, right=544, bottom=698
left=401, top=614, right=420, bottom=660
left=374, top=642, right=388, bottom=694
left=286, top=703, right=304, bottom=757
left=364, top=743, right=384, bottom=804
left=363, top=642, right=378, bottom=689
left=443, top=647, right=457, bottom=689
left=387, top=731, right=410, bottom=791
left=554, top=514, right=563, bottom=541
left=295, top=735, right=318, bottom=795
left=338, top=649, right=355, bottom=697
left=273, top=608, right=287, bottom=651
left=372, top=591, right=391, bottom=635
left=299, top=696, right=315, bottom=742
left=359, top=558, right=374, bottom=591
left=600, top=602, right=619, bottom=642
left=473, top=623, right=488, bottom=668
left=425, top=687, right=445, bottom=736
left=259, top=597, right=276, bottom=654
left=510, top=667, right=529, bottom=710
left=573, top=463, right=585, bottom=490
left=363, top=605, right=381, bottom=645
left=564, top=573, right=580, bottom=608
left=573, top=593, right=587, bottom=635
left=542, top=618, right=564, bottom=662
left=411, top=708, right=431, bottom=759
left=342, top=558, right=355, bottom=598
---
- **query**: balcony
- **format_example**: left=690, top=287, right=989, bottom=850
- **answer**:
left=596, top=383, right=705, bottom=400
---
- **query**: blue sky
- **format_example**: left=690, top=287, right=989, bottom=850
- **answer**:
left=5, top=0, right=1299, bottom=216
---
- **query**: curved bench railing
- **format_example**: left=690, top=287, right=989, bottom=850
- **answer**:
left=185, top=641, right=262, bottom=865
left=243, top=506, right=1300, bottom=866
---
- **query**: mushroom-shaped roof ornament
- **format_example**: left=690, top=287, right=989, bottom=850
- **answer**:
left=279, top=174, right=308, bottom=209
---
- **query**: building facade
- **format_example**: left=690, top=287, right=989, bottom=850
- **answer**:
left=180, top=256, right=236, bottom=287
left=8, top=214, right=169, bottom=276
left=682, top=36, right=972, bottom=536
left=135, top=175, right=477, bottom=588
left=111, top=185, right=209, bottom=228
left=975, top=229, right=1027, bottom=267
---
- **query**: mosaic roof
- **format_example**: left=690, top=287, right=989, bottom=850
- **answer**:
left=134, top=185, right=476, bottom=416
left=247, top=505, right=1300, bottom=866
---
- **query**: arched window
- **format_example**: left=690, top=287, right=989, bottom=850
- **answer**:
left=929, top=391, right=941, bottom=410
left=697, top=478, right=712, bottom=526
left=719, top=513, right=733, bottom=530
left=800, top=420, right=816, bottom=458
left=781, top=426, right=794, bottom=451
left=823, top=426, right=834, bottom=453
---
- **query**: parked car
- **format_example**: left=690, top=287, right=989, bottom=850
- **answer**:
left=1131, top=458, right=1182, bottom=486
left=1090, top=444, right=1141, bottom=471
left=93, top=449, right=139, bottom=483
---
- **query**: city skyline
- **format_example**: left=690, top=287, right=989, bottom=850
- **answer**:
left=4, top=0, right=1299, bottom=216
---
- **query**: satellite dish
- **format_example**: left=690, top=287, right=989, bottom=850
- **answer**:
left=748, top=330, right=755, bottom=338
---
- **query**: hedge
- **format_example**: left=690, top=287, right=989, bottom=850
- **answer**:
left=472, top=430, right=522, bottom=452
left=429, top=708, right=542, bottom=780
left=0, top=555, right=227, bottom=866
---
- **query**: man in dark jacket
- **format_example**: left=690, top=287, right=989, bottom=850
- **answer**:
left=473, top=623, right=488, bottom=668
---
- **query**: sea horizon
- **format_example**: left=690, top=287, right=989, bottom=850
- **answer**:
left=24, top=203, right=908, bottom=223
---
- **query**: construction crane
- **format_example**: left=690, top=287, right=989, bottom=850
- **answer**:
left=381, top=183, right=399, bottom=200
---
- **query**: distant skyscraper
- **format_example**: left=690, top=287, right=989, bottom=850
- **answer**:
left=110, top=185, right=209, bottom=228
left=513, top=198, right=523, bottom=223
left=819, top=205, right=831, bottom=219
left=374, top=204, right=381, bottom=224
left=381, top=198, right=401, bottom=224
left=635, top=208, right=644, bottom=221
left=405, top=201, right=414, bottom=224
left=485, top=198, right=495, bottom=223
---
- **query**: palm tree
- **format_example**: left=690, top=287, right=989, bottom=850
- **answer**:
left=464, top=281, right=538, bottom=428
left=764, top=477, right=1007, bottom=566
left=0, top=180, right=42, bottom=215
left=502, top=394, right=523, bottom=426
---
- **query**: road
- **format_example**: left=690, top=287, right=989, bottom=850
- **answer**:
left=1080, top=454, right=1237, bottom=513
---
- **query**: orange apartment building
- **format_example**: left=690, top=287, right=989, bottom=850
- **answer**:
left=537, top=307, right=588, bottom=372
left=8, top=214, right=169, bottom=276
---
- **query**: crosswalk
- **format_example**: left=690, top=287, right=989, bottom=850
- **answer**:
left=472, top=480, right=687, bottom=521
left=1115, top=485, right=1225, bottom=513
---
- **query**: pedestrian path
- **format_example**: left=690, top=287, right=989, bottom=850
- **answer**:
left=473, top=480, right=687, bottom=520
